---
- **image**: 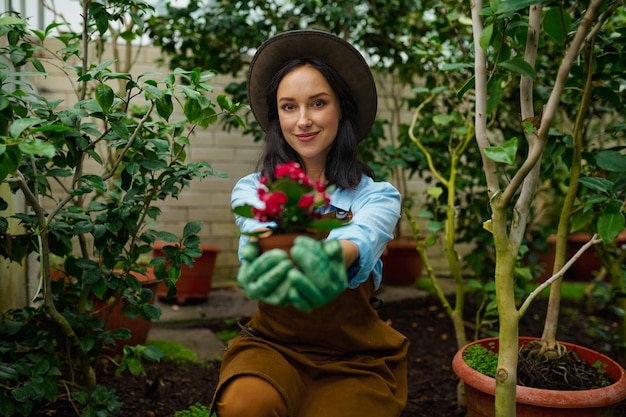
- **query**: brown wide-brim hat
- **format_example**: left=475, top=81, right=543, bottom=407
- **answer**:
left=247, top=29, right=377, bottom=143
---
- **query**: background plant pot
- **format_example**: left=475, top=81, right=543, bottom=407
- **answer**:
left=98, top=269, right=158, bottom=356
left=152, top=243, right=220, bottom=304
left=380, top=238, right=424, bottom=286
left=452, top=336, right=626, bottom=417
left=535, top=233, right=626, bottom=282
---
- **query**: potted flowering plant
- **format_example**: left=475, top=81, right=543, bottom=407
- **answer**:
left=233, top=162, right=347, bottom=242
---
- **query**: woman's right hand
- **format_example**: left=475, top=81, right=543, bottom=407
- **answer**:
left=236, top=244, right=295, bottom=305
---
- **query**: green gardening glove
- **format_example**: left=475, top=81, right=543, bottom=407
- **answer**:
left=236, top=242, right=294, bottom=306
left=289, top=236, right=348, bottom=308
left=285, top=267, right=327, bottom=312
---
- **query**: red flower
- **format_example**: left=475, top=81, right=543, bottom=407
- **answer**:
left=275, top=161, right=301, bottom=179
left=233, top=161, right=345, bottom=234
left=264, top=192, right=287, bottom=216
left=297, top=194, right=315, bottom=210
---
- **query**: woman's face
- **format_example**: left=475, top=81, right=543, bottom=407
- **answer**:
left=276, top=64, right=341, bottom=170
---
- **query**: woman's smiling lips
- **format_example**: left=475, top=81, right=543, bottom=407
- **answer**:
left=295, top=132, right=318, bottom=142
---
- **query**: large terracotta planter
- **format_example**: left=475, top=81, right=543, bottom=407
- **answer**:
left=50, top=267, right=158, bottom=355
left=452, top=337, right=626, bottom=417
left=380, top=238, right=424, bottom=286
left=152, top=243, right=220, bottom=304
left=98, top=268, right=159, bottom=356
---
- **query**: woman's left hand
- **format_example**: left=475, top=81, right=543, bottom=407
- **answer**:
left=289, top=236, right=348, bottom=307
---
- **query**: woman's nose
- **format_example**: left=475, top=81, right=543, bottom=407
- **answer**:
left=297, top=110, right=312, bottom=128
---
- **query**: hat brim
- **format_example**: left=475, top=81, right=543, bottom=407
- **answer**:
left=247, top=30, right=377, bottom=143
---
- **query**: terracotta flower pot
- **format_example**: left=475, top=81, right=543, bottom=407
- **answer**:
left=98, top=268, right=159, bottom=356
left=380, top=238, right=424, bottom=286
left=535, top=233, right=626, bottom=282
left=152, top=243, right=220, bottom=304
left=452, top=336, right=626, bottom=417
left=257, top=232, right=315, bottom=255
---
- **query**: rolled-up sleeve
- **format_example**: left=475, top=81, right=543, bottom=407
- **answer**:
left=327, top=177, right=401, bottom=289
left=231, top=173, right=276, bottom=259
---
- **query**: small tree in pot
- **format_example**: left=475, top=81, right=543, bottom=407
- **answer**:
left=455, top=1, right=626, bottom=416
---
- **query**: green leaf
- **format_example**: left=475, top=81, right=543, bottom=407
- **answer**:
left=486, top=75, right=504, bottom=115
left=143, top=345, right=164, bottom=361
left=233, top=205, right=254, bottom=218
left=154, top=231, right=179, bottom=242
left=143, top=84, right=162, bottom=101
left=19, top=139, right=56, bottom=158
left=183, top=221, right=203, bottom=238
left=0, top=145, right=21, bottom=181
left=155, top=95, right=173, bottom=120
left=184, top=98, right=202, bottom=122
left=457, top=76, right=475, bottom=100
left=440, top=63, right=474, bottom=72
left=499, top=58, right=536, bottom=79
left=497, top=0, right=542, bottom=17
left=217, top=94, right=233, bottom=110
left=579, top=177, right=614, bottom=194
left=0, top=16, right=27, bottom=25
left=479, top=23, right=494, bottom=50
left=11, top=385, right=33, bottom=402
left=0, top=364, right=18, bottom=380
left=307, top=218, right=347, bottom=231
left=80, top=175, right=106, bottom=192
left=433, top=114, right=454, bottom=126
left=485, top=137, right=519, bottom=165
left=597, top=213, right=625, bottom=244
left=109, top=120, right=130, bottom=140
left=0, top=395, right=15, bottom=416
left=9, top=117, right=42, bottom=138
left=543, top=7, right=571, bottom=46
left=595, top=150, right=626, bottom=172
left=95, top=84, right=114, bottom=113
left=141, top=304, right=161, bottom=321
left=427, top=187, right=443, bottom=200
left=31, top=57, right=45, bottom=73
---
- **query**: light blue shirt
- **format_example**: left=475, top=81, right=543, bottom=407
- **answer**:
left=231, top=173, right=401, bottom=289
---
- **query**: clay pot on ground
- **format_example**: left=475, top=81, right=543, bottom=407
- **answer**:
left=452, top=336, right=626, bottom=417
left=49, top=267, right=158, bottom=355
left=380, top=238, right=424, bottom=286
left=534, top=232, right=626, bottom=282
left=152, top=243, right=220, bottom=304
left=98, top=268, right=159, bottom=356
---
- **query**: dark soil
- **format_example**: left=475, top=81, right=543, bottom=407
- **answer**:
left=35, top=294, right=626, bottom=417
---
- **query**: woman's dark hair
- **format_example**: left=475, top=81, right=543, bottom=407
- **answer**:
left=257, top=58, right=374, bottom=190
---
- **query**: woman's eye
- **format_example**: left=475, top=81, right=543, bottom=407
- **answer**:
left=282, top=103, right=295, bottom=111
left=313, top=99, right=324, bottom=107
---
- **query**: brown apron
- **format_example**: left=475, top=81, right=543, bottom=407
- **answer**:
left=211, top=278, right=409, bottom=417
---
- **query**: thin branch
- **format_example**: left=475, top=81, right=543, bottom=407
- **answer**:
left=470, top=0, right=498, bottom=198
left=499, top=0, right=606, bottom=205
left=519, top=234, right=602, bottom=317
left=101, top=101, right=156, bottom=181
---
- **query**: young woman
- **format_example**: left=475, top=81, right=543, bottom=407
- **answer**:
left=211, top=30, right=408, bottom=417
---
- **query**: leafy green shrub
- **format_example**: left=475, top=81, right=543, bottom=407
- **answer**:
left=0, top=1, right=242, bottom=415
